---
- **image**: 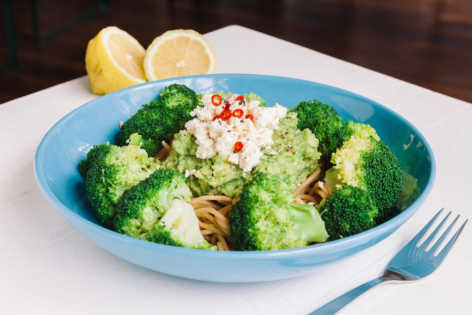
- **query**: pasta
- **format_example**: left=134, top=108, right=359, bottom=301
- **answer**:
left=191, top=196, right=234, bottom=250
left=156, top=141, right=171, bottom=161
left=156, top=141, right=333, bottom=251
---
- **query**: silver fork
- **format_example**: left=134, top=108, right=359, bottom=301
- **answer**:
left=310, top=209, right=468, bottom=315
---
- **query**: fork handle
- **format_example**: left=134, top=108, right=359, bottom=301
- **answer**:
left=309, top=278, right=383, bottom=314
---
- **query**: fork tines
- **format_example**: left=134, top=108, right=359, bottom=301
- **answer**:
left=413, top=208, right=468, bottom=259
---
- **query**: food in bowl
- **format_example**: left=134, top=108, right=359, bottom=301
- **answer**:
left=78, top=84, right=418, bottom=251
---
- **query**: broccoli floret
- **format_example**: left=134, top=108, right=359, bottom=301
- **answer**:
left=82, top=142, right=159, bottom=227
left=377, top=171, right=419, bottom=224
left=115, top=101, right=167, bottom=156
left=321, top=185, right=378, bottom=240
left=114, top=169, right=191, bottom=237
left=243, top=92, right=266, bottom=107
left=396, top=171, right=419, bottom=210
left=116, top=84, right=198, bottom=156
left=147, top=199, right=214, bottom=250
left=158, top=84, right=198, bottom=111
left=230, top=173, right=328, bottom=251
left=291, top=100, right=344, bottom=164
left=341, top=120, right=380, bottom=143
left=325, top=121, right=403, bottom=211
left=125, top=132, right=158, bottom=157
left=78, top=144, right=110, bottom=178
left=326, top=135, right=403, bottom=210
left=78, top=160, right=89, bottom=178
left=114, top=169, right=212, bottom=249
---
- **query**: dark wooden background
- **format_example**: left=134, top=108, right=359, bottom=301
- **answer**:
left=1, top=0, right=471, bottom=104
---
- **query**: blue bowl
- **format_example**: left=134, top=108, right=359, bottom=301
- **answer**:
left=34, top=74, right=435, bottom=282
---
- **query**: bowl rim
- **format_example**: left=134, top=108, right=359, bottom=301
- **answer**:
left=34, top=73, right=436, bottom=259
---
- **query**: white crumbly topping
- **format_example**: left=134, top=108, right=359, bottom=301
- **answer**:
left=185, top=93, right=287, bottom=172
left=184, top=169, right=197, bottom=178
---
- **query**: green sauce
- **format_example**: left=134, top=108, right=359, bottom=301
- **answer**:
left=164, top=111, right=321, bottom=197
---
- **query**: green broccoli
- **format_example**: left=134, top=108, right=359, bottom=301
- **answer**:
left=125, top=132, right=159, bottom=157
left=158, top=84, right=198, bottom=111
left=78, top=144, right=108, bottom=178
left=377, top=171, right=419, bottom=224
left=396, top=171, right=419, bottom=210
left=243, top=92, right=266, bottom=106
left=114, top=169, right=213, bottom=249
left=230, top=173, right=328, bottom=251
left=325, top=122, right=403, bottom=211
left=82, top=142, right=159, bottom=227
left=147, top=199, right=214, bottom=250
left=115, top=84, right=198, bottom=156
left=321, top=185, right=378, bottom=240
left=291, top=99, right=344, bottom=164
left=340, top=120, right=380, bottom=143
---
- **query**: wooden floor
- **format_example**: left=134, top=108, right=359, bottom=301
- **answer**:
left=1, top=0, right=471, bottom=104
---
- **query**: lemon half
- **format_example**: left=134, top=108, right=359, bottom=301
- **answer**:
left=86, top=26, right=146, bottom=94
left=143, top=29, right=217, bottom=81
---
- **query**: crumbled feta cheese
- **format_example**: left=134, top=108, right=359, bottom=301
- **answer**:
left=184, top=169, right=197, bottom=178
left=185, top=93, right=287, bottom=172
left=228, top=153, right=239, bottom=164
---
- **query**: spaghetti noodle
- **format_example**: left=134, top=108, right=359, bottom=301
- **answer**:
left=156, top=141, right=171, bottom=161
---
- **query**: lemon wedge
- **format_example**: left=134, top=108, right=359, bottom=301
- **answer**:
left=143, top=29, right=217, bottom=81
left=85, top=26, right=146, bottom=94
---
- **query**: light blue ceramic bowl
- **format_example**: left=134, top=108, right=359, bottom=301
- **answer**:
left=34, top=74, right=435, bottom=283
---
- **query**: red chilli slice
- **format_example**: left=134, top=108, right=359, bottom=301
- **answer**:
left=234, top=141, right=243, bottom=152
left=245, top=114, right=254, bottom=122
left=221, top=109, right=232, bottom=120
left=235, top=95, right=244, bottom=102
left=233, top=109, right=244, bottom=118
left=211, top=94, right=222, bottom=106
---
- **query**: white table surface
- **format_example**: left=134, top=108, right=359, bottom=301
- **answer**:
left=1, top=25, right=471, bottom=315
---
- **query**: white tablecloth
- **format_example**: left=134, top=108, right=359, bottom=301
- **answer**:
left=1, top=25, right=471, bottom=315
